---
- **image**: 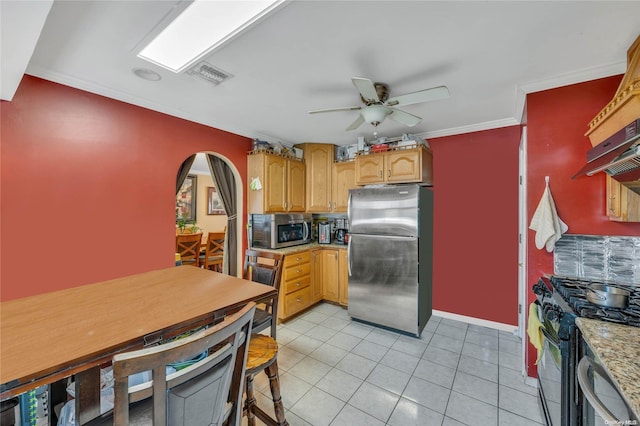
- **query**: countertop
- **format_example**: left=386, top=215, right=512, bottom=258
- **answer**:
left=253, top=242, right=348, bottom=255
left=575, top=317, right=640, bottom=418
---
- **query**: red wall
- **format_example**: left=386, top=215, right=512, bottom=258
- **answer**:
left=430, top=126, right=522, bottom=325
left=1, top=76, right=252, bottom=301
left=525, top=75, right=640, bottom=376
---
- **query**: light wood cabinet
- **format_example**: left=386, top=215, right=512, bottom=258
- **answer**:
left=310, top=249, right=324, bottom=302
left=355, top=146, right=433, bottom=185
left=278, top=250, right=314, bottom=320
left=310, top=248, right=348, bottom=307
left=606, top=175, right=640, bottom=222
left=247, top=152, right=306, bottom=213
left=321, top=249, right=340, bottom=303
left=339, top=249, right=348, bottom=305
left=332, top=161, right=357, bottom=212
left=297, top=143, right=358, bottom=213
left=298, top=143, right=334, bottom=212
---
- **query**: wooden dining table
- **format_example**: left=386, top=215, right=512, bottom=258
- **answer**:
left=0, top=266, right=276, bottom=424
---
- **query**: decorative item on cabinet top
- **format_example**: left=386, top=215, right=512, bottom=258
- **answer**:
left=249, top=139, right=303, bottom=160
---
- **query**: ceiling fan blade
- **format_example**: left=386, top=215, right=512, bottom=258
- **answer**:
left=388, top=108, right=422, bottom=127
left=308, top=106, right=361, bottom=114
left=352, top=77, right=380, bottom=103
left=386, top=85, right=449, bottom=107
left=346, top=114, right=365, bottom=131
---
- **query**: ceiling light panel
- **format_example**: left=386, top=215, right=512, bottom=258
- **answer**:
left=138, top=0, right=285, bottom=73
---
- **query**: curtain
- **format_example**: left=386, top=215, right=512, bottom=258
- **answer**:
left=207, top=154, right=238, bottom=277
left=176, top=155, right=196, bottom=194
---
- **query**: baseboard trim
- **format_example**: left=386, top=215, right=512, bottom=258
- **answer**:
left=525, top=376, right=539, bottom=388
left=432, top=309, right=518, bottom=334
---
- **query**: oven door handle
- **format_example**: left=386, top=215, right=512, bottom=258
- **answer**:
left=577, top=356, right=629, bottom=424
left=539, top=324, right=560, bottom=347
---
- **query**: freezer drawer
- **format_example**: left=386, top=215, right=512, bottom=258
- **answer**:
left=347, top=233, right=420, bottom=335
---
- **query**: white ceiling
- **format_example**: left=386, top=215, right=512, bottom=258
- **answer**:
left=3, top=1, right=640, bottom=146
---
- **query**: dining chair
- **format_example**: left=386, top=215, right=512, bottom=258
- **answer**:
left=199, top=232, right=225, bottom=272
left=241, top=249, right=287, bottom=426
left=242, top=249, right=284, bottom=340
left=86, top=302, right=256, bottom=426
left=175, top=232, right=203, bottom=267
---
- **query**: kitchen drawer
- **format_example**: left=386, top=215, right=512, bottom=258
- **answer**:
left=284, top=286, right=312, bottom=317
left=283, top=275, right=310, bottom=295
left=283, top=262, right=310, bottom=283
left=284, top=251, right=310, bottom=267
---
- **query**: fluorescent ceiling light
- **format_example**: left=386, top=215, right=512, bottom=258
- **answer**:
left=138, top=0, right=285, bottom=73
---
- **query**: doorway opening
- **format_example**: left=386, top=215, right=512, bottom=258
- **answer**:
left=176, top=152, right=244, bottom=276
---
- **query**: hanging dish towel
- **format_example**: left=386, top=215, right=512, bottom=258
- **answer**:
left=529, top=177, right=568, bottom=252
left=527, top=302, right=544, bottom=365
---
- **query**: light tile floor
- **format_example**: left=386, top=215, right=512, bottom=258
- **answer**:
left=245, top=303, right=544, bottom=426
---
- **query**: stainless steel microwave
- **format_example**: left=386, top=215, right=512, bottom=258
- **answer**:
left=248, top=213, right=312, bottom=249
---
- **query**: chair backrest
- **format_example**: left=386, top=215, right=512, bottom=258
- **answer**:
left=242, top=250, right=284, bottom=338
left=110, top=302, right=256, bottom=426
left=202, top=232, right=225, bottom=269
left=176, top=233, right=203, bottom=265
left=242, top=250, right=284, bottom=292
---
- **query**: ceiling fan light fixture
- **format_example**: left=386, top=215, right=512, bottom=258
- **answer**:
left=361, top=105, right=391, bottom=126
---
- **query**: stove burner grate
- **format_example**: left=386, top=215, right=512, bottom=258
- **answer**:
left=549, top=276, right=640, bottom=327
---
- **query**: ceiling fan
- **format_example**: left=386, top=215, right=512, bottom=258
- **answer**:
left=309, top=77, right=449, bottom=132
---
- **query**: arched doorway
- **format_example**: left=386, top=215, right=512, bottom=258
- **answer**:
left=176, top=152, right=244, bottom=276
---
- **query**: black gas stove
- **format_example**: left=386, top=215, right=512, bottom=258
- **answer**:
left=533, top=275, right=640, bottom=426
left=548, top=276, right=640, bottom=327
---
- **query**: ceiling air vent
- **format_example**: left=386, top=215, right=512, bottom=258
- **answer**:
left=187, top=62, right=232, bottom=85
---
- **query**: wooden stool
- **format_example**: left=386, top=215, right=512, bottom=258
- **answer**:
left=244, top=334, right=288, bottom=426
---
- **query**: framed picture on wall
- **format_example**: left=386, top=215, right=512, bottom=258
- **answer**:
left=176, top=175, right=197, bottom=221
left=207, top=186, right=225, bottom=215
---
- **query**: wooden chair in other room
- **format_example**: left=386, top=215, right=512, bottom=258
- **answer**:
left=242, top=249, right=288, bottom=426
left=86, top=302, right=256, bottom=426
left=199, top=232, right=225, bottom=272
left=176, top=232, right=203, bottom=267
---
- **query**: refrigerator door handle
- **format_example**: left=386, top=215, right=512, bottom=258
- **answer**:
left=347, top=240, right=352, bottom=277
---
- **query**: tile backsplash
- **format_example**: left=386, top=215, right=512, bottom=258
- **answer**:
left=554, top=235, right=640, bottom=286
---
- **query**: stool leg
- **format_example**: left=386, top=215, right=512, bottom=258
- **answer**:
left=265, top=360, right=288, bottom=426
left=244, top=373, right=257, bottom=426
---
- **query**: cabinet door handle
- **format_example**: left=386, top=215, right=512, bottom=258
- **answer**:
left=333, top=202, right=336, bottom=210
left=378, top=170, right=382, bottom=178
left=296, top=282, right=301, bottom=287
left=296, top=269, right=301, bottom=273
left=388, top=169, right=391, bottom=178
left=328, top=202, right=331, bottom=210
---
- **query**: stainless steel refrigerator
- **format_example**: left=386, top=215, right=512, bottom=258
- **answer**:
left=347, top=184, right=433, bottom=337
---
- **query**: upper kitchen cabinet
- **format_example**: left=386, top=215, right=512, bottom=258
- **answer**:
left=332, top=161, right=357, bottom=212
left=247, top=151, right=305, bottom=213
left=606, top=175, right=640, bottom=221
left=298, top=143, right=358, bottom=213
left=297, top=143, right=334, bottom=212
left=355, top=145, right=433, bottom=185
left=583, top=35, right=640, bottom=222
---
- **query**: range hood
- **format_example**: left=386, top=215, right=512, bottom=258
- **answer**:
left=574, top=118, right=640, bottom=195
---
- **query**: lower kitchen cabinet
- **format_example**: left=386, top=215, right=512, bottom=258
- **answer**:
left=311, top=249, right=324, bottom=302
left=277, top=247, right=349, bottom=321
left=278, top=250, right=313, bottom=320
left=339, top=249, right=348, bottom=305
left=312, top=248, right=348, bottom=306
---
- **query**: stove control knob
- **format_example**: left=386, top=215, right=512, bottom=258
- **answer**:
left=545, top=305, right=562, bottom=322
left=533, top=281, right=550, bottom=296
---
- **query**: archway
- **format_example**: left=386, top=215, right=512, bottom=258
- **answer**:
left=176, top=152, right=244, bottom=276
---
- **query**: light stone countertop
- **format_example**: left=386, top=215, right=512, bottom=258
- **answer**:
left=252, top=242, right=347, bottom=255
left=575, top=317, right=640, bottom=418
